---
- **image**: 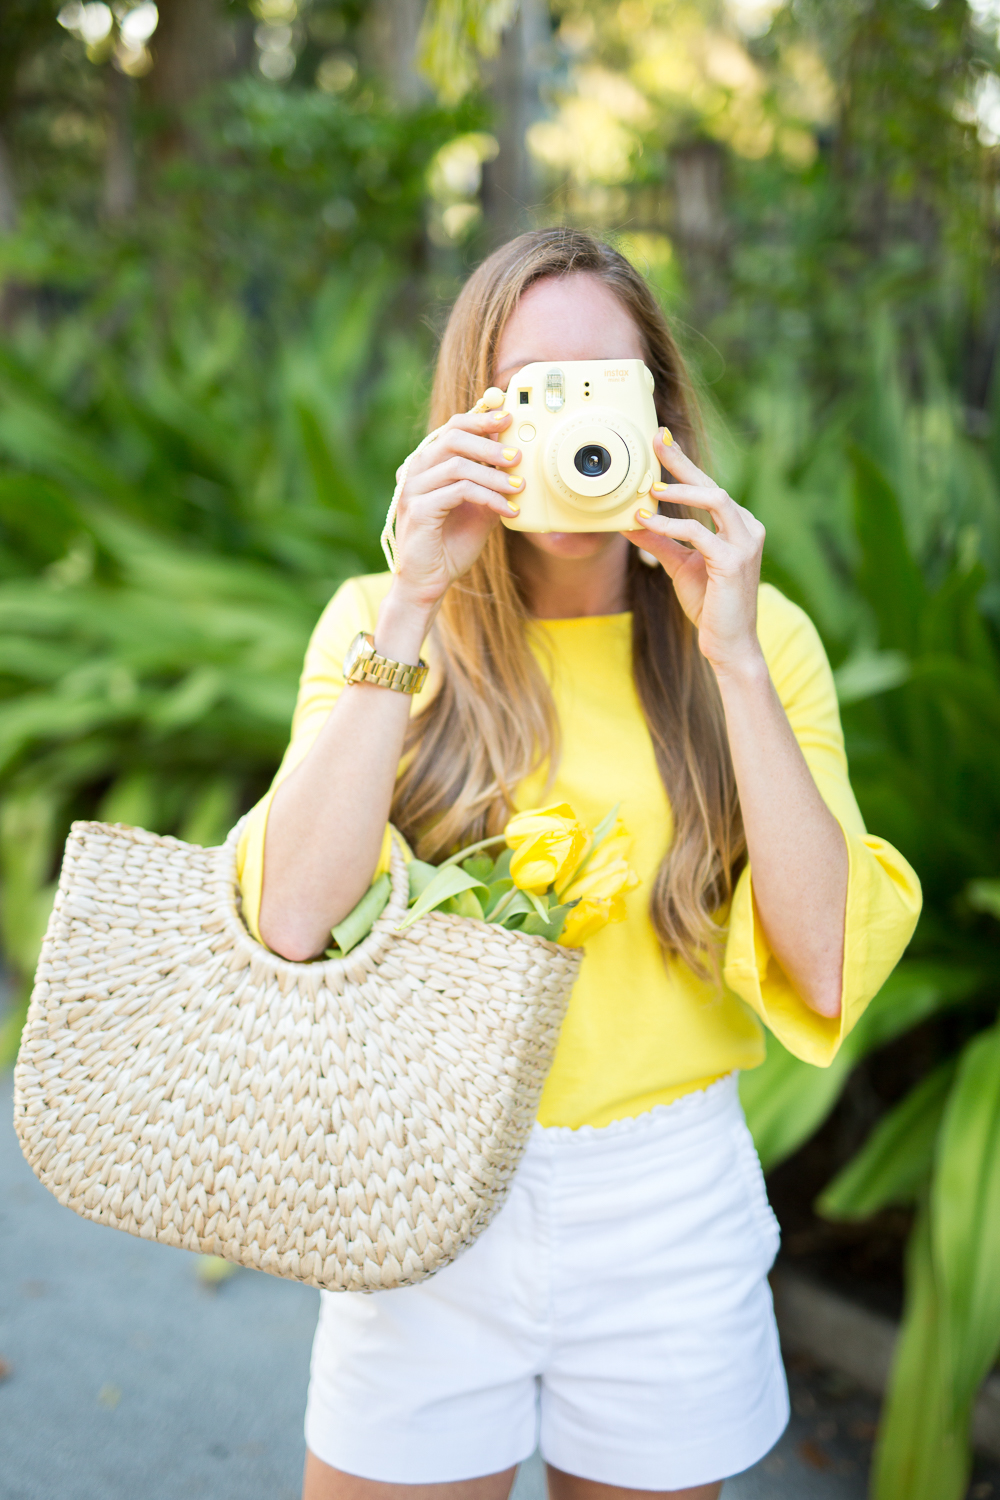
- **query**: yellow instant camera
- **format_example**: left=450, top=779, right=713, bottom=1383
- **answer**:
left=499, top=358, right=660, bottom=533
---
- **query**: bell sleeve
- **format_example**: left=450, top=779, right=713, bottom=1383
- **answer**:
left=722, top=587, right=922, bottom=1067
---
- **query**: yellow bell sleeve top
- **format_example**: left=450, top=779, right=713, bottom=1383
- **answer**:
left=237, top=573, right=921, bottom=1131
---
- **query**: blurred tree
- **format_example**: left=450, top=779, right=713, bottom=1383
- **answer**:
left=0, top=0, right=62, bottom=229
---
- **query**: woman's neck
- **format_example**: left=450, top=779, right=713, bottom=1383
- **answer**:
left=512, top=533, right=632, bottom=620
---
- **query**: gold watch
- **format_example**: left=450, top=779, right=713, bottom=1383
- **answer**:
left=343, top=631, right=428, bottom=694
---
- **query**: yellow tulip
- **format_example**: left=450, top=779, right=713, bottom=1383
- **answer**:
left=559, top=821, right=640, bottom=905
left=505, top=803, right=589, bottom=893
left=558, top=892, right=630, bottom=948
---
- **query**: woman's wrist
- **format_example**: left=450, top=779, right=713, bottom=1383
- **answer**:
left=374, top=582, right=440, bottom=665
left=708, top=644, right=769, bottom=693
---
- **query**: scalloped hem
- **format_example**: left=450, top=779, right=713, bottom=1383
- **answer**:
left=532, top=1072, right=739, bottom=1143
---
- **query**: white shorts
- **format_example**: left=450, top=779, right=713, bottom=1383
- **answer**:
left=304, top=1074, right=788, bottom=1489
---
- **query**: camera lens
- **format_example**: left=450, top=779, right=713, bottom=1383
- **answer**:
left=574, top=444, right=612, bottom=477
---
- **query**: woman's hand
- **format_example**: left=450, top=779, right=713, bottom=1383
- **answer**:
left=392, top=408, right=525, bottom=610
left=623, top=430, right=766, bottom=678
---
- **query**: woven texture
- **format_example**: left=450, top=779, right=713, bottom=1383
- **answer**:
left=13, top=821, right=581, bottom=1292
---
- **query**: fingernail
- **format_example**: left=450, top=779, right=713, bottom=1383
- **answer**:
left=661, top=427, right=673, bottom=446
left=637, top=509, right=651, bottom=520
left=502, top=448, right=518, bottom=461
left=507, top=502, right=520, bottom=515
left=651, top=481, right=669, bottom=493
left=508, top=475, right=524, bottom=488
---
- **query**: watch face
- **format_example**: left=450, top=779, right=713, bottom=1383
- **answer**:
left=344, top=631, right=373, bottom=678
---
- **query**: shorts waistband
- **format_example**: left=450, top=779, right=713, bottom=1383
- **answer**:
left=530, top=1072, right=740, bottom=1152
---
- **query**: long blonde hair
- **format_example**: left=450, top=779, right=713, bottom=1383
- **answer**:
left=391, top=229, right=745, bottom=976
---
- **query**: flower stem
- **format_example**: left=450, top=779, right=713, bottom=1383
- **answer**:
left=487, top=884, right=523, bottom=923
left=438, top=834, right=509, bottom=870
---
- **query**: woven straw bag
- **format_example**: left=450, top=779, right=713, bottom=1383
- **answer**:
left=13, top=819, right=582, bottom=1292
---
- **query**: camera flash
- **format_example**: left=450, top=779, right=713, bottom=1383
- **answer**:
left=545, top=370, right=565, bottom=412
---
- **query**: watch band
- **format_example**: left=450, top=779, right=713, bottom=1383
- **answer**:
left=345, top=632, right=429, bottom=695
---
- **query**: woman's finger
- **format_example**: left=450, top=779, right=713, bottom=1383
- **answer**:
left=405, top=477, right=522, bottom=521
left=653, top=428, right=715, bottom=489
left=405, top=453, right=525, bottom=502
left=648, top=481, right=749, bottom=543
left=413, top=427, right=521, bottom=477
left=622, top=529, right=694, bottom=579
left=408, top=408, right=514, bottom=477
left=635, top=509, right=729, bottom=565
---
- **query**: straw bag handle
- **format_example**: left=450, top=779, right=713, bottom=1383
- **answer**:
left=217, top=816, right=413, bottom=987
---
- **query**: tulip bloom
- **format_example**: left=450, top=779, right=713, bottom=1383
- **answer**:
left=559, top=822, right=639, bottom=905
left=559, top=893, right=629, bottom=948
left=505, top=803, right=589, bottom=893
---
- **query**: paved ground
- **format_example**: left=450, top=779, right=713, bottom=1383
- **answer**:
left=0, top=1070, right=871, bottom=1500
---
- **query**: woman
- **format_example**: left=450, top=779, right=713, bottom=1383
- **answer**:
left=237, top=230, right=921, bottom=1500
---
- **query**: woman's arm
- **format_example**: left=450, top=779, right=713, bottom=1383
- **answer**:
left=258, top=408, right=525, bottom=961
left=626, top=435, right=848, bottom=1018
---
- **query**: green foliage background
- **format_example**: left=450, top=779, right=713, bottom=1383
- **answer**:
left=4, top=1, right=1000, bottom=1494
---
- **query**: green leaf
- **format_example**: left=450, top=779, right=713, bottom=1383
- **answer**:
left=872, top=1200, right=969, bottom=1500
left=407, top=859, right=439, bottom=903
left=494, top=890, right=537, bottom=928
left=441, top=887, right=484, bottom=920
left=818, top=1060, right=958, bottom=1221
left=590, top=801, right=621, bottom=848
left=932, top=1023, right=1000, bottom=1415
left=833, top=649, right=911, bottom=705
left=328, top=873, right=391, bottom=956
left=483, top=877, right=513, bottom=916
left=741, top=962, right=978, bottom=1173
left=461, top=855, right=495, bottom=883
left=396, top=864, right=488, bottom=931
left=850, top=446, right=928, bottom=654
left=491, top=847, right=513, bottom=882
left=966, top=878, right=1000, bottom=921
left=520, top=902, right=572, bottom=942
left=525, top=888, right=550, bottom=920
left=740, top=1035, right=856, bottom=1175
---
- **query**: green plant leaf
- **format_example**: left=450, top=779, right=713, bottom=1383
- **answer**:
left=833, top=649, right=911, bottom=705
left=932, top=1023, right=1000, bottom=1415
left=483, top=877, right=513, bottom=916
left=520, top=902, right=572, bottom=942
left=850, top=446, right=928, bottom=654
left=741, top=962, right=978, bottom=1173
left=396, top=864, right=488, bottom=931
left=461, top=855, right=495, bottom=883
left=327, top=873, right=391, bottom=956
left=407, top=859, right=439, bottom=903
left=966, top=878, right=1000, bottom=921
left=872, top=1199, right=969, bottom=1500
left=441, top=887, right=484, bottom=920
left=494, top=890, right=537, bottom=928
left=739, top=1034, right=856, bottom=1175
left=818, top=1060, right=958, bottom=1221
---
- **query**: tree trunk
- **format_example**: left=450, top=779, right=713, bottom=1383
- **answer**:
left=359, top=0, right=427, bottom=106
left=0, top=126, right=18, bottom=235
left=671, top=139, right=728, bottom=321
left=145, top=0, right=230, bottom=110
left=480, top=0, right=548, bottom=246
left=102, top=67, right=137, bottom=222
